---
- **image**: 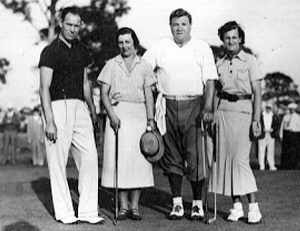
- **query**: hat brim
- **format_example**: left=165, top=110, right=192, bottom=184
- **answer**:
left=140, top=130, right=164, bottom=163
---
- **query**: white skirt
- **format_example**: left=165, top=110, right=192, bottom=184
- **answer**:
left=101, top=102, right=154, bottom=189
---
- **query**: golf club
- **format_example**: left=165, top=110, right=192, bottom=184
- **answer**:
left=113, top=127, right=119, bottom=226
left=208, top=124, right=217, bottom=224
left=202, top=120, right=209, bottom=223
left=203, top=122, right=218, bottom=224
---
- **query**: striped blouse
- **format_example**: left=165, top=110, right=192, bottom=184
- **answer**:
left=97, top=54, right=157, bottom=103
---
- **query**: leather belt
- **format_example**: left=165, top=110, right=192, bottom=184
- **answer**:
left=164, top=95, right=201, bottom=101
left=218, top=92, right=252, bottom=102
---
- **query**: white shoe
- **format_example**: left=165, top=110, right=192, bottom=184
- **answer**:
left=269, top=167, right=277, bottom=171
left=169, top=204, right=184, bottom=220
left=79, top=216, right=105, bottom=224
left=58, top=216, right=78, bottom=224
left=191, top=205, right=204, bottom=220
left=248, top=210, right=262, bottom=224
left=227, top=208, right=244, bottom=221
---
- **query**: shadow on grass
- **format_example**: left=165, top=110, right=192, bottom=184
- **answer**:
left=31, top=177, right=54, bottom=218
left=31, top=177, right=117, bottom=221
left=3, top=220, right=40, bottom=231
left=31, top=177, right=80, bottom=219
left=31, top=177, right=229, bottom=223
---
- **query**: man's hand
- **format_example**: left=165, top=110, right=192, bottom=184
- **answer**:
left=45, top=120, right=57, bottom=143
left=202, top=106, right=214, bottom=124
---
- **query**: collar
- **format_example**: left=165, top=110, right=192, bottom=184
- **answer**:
left=263, top=110, right=274, bottom=116
left=115, top=54, right=141, bottom=65
left=170, top=36, right=193, bottom=48
left=56, top=36, right=79, bottom=49
left=218, top=49, right=247, bottom=66
left=115, top=54, right=141, bottom=75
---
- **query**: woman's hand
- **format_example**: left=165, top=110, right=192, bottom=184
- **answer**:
left=252, top=121, right=261, bottom=137
left=147, top=119, right=156, bottom=131
left=110, top=114, right=120, bottom=133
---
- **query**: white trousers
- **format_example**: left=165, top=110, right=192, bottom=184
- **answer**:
left=31, top=141, right=45, bottom=166
left=258, top=132, right=275, bottom=169
left=45, top=100, right=99, bottom=221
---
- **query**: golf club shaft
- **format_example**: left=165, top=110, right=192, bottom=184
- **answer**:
left=201, top=120, right=209, bottom=223
left=114, top=128, right=119, bottom=225
left=209, top=124, right=218, bottom=223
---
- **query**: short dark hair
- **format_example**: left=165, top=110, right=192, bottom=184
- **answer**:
left=61, top=6, right=82, bottom=22
left=218, top=21, right=245, bottom=44
left=116, top=27, right=140, bottom=49
left=169, top=8, right=192, bottom=25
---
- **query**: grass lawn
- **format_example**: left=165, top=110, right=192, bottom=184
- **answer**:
left=1, top=132, right=299, bottom=231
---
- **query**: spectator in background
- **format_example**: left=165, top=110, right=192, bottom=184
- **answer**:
left=258, top=103, right=279, bottom=170
left=1, top=103, right=20, bottom=165
left=279, top=103, right=300, bottom=169
left=27, top=106, right=45, bottom=167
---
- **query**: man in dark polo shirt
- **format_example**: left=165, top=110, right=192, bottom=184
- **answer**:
left=38, top=7, right=104, bottom=225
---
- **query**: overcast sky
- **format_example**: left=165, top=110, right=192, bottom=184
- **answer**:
left=118, top=0, right=300, bottom=82
left=0, top=0, right=300, bottom=109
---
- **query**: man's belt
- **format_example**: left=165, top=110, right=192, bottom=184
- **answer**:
left=218, top=92, right=252, bottom=102
left=164, top=95, right=201, bottom=101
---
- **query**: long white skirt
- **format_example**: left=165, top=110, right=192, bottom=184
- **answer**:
left=210, top=110, right=257, bottom=196
left=101, top=102, right=154, bottom=189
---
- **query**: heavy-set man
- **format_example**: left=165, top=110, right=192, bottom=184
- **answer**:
left=38, top=7, right=104, bottom=225
left=143, top=8, right=217, bottom=221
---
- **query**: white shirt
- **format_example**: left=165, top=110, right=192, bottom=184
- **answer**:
left=281, top=112, right=300, bottom=132
left=263, top=110, right=273, bottom=132
left=143, top=36, right=218, bottom=96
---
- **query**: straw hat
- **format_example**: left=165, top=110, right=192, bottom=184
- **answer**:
left=140, top=127, right=164, bottom=163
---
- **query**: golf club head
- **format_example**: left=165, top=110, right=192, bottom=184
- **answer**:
left=208, top=217, right=216, bottom=224
left=113, top=219, right=118, bottom=226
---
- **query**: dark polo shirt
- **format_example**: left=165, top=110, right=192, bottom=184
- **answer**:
left=38, top=38, right=92, bottom=101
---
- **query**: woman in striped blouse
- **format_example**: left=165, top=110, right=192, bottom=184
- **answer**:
left=97, top=27, right=157, bottom=221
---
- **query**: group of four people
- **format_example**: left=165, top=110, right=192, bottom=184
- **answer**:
left=38, top=6, right=262, bottom=225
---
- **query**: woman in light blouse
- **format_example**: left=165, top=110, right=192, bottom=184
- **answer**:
left=97, top=27, right=156, bottom=221
left=213, top=21, right=262, bottom=224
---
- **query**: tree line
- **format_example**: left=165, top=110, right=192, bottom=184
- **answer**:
left=1, top=0, right=299, bottom=113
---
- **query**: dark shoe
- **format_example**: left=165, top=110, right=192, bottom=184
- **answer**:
left=191, top=205, right=204, bottom=221
left=168, top=205, right=184, bottom=220
left=118, top=209, right=129, bottom=220
left=129, top=209, right=142, bottom=221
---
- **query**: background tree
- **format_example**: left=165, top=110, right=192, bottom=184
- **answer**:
left=1, top=0, right=131, bottom=84
left=262, top=72, right=299, bottom=112
left=0, top=58, right=10, bottom=84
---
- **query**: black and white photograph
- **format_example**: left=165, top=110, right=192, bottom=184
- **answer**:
left=0, top=0, right=300, bottom=230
